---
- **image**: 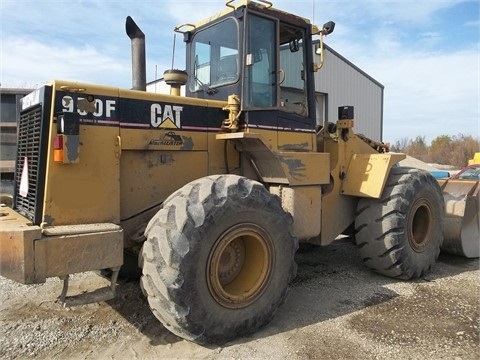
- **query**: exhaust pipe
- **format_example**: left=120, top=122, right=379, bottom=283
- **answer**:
left=125, top=16, right=146, bottom=91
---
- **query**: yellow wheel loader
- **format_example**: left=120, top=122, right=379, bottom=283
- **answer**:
left=0, top=0, right=477, bottom=344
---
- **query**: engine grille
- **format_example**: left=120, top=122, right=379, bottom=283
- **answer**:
left=15, top=105, right=42, bottom=221
left=14, top=88, right=51, bottom=224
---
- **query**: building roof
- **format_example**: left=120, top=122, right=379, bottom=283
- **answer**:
left=0, top=88, right=34, bottom=95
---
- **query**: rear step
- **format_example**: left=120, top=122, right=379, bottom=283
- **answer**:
left=439, top=179, right=480, bottom=258
left=57, top=267, right=121, bottom=306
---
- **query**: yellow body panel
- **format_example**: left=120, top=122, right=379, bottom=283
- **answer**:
left=208, top=133, right=240, bottom=175
left=277, top=152, right=330, bottom=185
left=41, top=82, right=120, bottom=225
left=270, top=185, right=322, bottom=240
left=217, top=131, right=330, bottom=185
left=278, top=130, right=314, bottom=151
left=120, top=150, right=208, bottom=219
left=44, top=121, right=121, bottom=226
left=245, top=128, right=278, bottom=149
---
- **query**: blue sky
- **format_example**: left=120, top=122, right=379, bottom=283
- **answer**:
left=1, top=0, right=479, bottom=144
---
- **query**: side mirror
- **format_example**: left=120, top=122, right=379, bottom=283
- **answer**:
left=322, top=21, right=335, bottom=35
left=289, top=38, right=300, bottom=52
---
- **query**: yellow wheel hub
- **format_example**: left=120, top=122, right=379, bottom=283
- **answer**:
left=408, top=199, right=433, bottom=252
left=207, top=223, right=273, bottom=309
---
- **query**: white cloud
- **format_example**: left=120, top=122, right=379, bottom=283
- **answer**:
left=359, top=0, right=465, bottom=23
left=165, top=1, right=224, bottom=24
left=465, top=19, right=480, bottom=28
left=1, top=37, right=128, bottom=88
left=366, top=49, right=479, bottom=143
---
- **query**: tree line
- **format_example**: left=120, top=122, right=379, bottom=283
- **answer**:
left=389, top=134, right=479, bottom=168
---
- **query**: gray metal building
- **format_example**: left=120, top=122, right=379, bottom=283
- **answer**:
left=316, top=43, right=384, bottom=141
left=0, top=88, right=33, bottom=172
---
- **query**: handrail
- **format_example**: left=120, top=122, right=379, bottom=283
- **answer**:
left=174, top=23, right=196, bottom=34
left=226, top=0, right=272, bottom=10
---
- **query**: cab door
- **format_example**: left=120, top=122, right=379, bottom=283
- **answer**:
left=243, top=12, right=315, bottom=151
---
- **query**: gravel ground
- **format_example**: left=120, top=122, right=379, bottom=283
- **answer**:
left=1, top=238, right=479, bottom=360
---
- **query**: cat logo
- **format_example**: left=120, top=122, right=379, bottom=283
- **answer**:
left=150, top=103, right=183, bottom=128
left=149, top=132, right=183, bottom=146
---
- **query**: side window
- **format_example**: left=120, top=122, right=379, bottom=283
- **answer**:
left=279, top=24, right=308, bottom=116
left=245, top=15, right=276, bottom=108
left=190, top=18, right=239, bottom=92
left=214, top=47, right=238, bottom=86
left=194, top=43, right=211, bottom=87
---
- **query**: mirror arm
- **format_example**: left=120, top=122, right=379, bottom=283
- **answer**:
left=312, top=21, right=335, bottom=72
left=313, top=34, right=326, bottom=72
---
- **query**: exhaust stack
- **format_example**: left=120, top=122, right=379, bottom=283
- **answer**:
left=126, top=16, right=146, bottom=91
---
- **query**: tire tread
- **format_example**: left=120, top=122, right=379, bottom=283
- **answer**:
left=140, top=175, right=297, bottom=343
left=354, top=167, right=444, bottom=279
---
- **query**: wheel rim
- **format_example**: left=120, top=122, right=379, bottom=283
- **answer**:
left=408, top=199, right=433, bottom=252
left=207, top=223, right=274, bottom=309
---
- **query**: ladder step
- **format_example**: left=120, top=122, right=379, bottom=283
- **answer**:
left=57, top=267, right=120, bottom=306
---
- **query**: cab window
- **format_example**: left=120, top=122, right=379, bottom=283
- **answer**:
left=245, top=14, right=276, bottom=108
left=244, top=14, right=308, bottom=117
left=190, top=18, right=239, bottom=92
left=279, top=23, right=308, bottom=116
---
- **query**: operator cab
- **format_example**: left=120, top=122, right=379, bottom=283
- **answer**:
left=182, top=1, right=332, bottom=139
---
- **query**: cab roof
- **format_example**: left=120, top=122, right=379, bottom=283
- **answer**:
left=175, top=0, right=314, bottom=34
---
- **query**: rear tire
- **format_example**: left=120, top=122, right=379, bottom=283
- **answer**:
left=140, top=175, right=297, bottom=344
left=355, top=167, right=444, bottom=279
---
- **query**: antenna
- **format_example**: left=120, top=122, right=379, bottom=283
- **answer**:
left=312, top=0, right=315, bottom=25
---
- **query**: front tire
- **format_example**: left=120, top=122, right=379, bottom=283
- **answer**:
left=140, top=175, right=297, bottom=343
left=355, top=167, right=444, bottom=279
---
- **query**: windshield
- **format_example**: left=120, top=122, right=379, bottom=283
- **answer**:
left=457, top=166, right=480, bottom=180
left=190, top=18, right=239, bottom=92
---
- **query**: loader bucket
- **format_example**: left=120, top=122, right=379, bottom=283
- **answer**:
left=438, top=179, right=480, bottom=258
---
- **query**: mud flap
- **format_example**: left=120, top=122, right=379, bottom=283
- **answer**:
left=341, top=153, right=405, bottom=198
